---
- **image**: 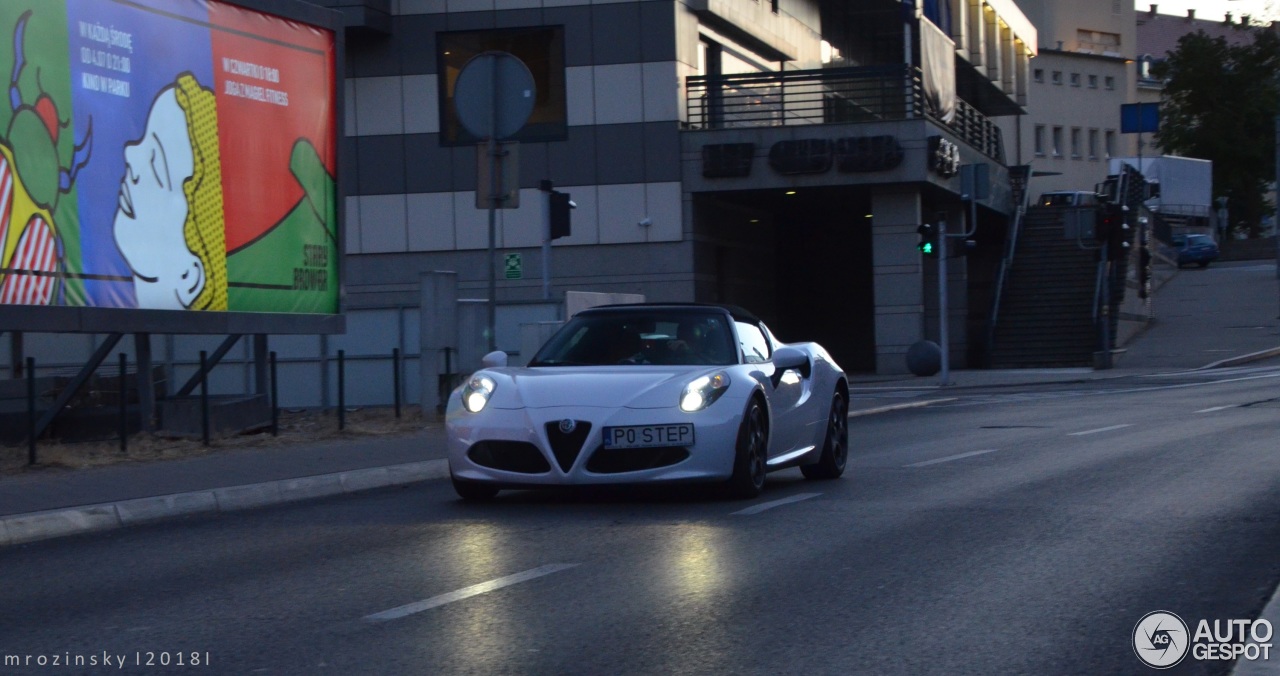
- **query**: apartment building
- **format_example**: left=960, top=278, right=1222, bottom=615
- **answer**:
left=998, top=0, right=1136, bottom=196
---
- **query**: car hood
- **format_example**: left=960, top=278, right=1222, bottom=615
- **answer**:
left=484, top=365, right=726, bottom=410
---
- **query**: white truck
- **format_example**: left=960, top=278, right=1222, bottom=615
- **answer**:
left=1108, top=154, right=1213, bottom=219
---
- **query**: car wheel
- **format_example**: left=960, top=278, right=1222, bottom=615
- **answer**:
left=452, top=474, right=499, bottom=501
left=1198, top=261, right=1210, bottom=268
left=726, top=398, right=768, bottom=499
left=802, top=390, right=848, bottom=480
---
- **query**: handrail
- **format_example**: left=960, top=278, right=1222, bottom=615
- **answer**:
left=985, top=181, right=1032, bottom=363
left=685, top=65, right=1004, bottom=162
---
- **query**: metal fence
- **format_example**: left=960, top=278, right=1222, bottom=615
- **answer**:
left=685, top=65, right=1004, bottom=163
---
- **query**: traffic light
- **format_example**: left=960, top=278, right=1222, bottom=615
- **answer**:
left=917, top=223, right=938, bottom=258
left=1099, top=205, right=1130, bottom=261
left=549, top=190, right=573, bottom=240
left=1094, top=207, right=1115, bottom=243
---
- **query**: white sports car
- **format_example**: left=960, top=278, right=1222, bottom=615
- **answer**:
left=445, top=304, right=849, bottom=500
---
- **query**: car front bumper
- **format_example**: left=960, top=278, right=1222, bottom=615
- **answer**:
left=446, top=395, right=749, bottom=487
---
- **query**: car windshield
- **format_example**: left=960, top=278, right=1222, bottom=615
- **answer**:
left=529, top=310, right=738, bottom=367
left=1185, top=235, right=1212, bottom=246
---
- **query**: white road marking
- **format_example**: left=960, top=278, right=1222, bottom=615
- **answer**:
left=905, top=449, right=998, bottom=468
left=363, top=564, right=579, bottom=623
left=1069, top=424, right=1132, bottom=436
left=849, top=398, right=958, bottom=418
left=731, top=493, right=821, bottom=515
left=1196, top=406, right=1233, bottom=413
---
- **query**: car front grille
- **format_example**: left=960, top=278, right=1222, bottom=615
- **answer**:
left=467, top=440, right=551, bottom=474
left=585, top=446, right=690, bottom=474
left=544, top=421, right=593, bottom=472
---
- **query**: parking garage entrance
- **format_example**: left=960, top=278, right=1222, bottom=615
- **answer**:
left=692, top=187, right=877, bottom=373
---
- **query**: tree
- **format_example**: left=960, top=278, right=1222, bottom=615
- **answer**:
left=1153, top=30, right=1280, bottom=237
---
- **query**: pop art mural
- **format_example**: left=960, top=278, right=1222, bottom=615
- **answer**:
left=0, top=0, right=337, bottom=314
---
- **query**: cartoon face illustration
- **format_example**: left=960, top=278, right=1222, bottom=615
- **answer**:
left=112, top=73, right=226, bottom=311
left=112, top=87, right=201, bottom=309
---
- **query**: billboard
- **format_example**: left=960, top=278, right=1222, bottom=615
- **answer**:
left=0, top=0, right=337, bottom=316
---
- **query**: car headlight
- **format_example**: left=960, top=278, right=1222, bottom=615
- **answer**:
left=462, top=375, right=497, bottom=413
left=680, top=372, right=730, bottom=412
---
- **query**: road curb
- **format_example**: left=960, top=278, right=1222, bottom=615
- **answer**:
left=0, top=459, right=450, bottom=548
left=1230, top=580, right=1280, bottom=675
left=1200, top=346, right=1280, bottom=371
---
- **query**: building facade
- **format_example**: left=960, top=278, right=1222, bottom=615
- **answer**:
left=998, top=0, right=1136, bottom=196
left=332, top=0, right=1035, bottom=378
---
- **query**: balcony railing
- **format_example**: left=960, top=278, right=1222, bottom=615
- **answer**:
left=685, top=65, right=1004, bottom=163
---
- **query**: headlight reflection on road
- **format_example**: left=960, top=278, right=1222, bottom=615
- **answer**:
left=668, top=524, right=731, bottom=595
left=430, top=522, right=521, bottom=672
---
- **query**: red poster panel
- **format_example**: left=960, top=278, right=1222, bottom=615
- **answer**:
left=207, top=0, right=335, bottom=254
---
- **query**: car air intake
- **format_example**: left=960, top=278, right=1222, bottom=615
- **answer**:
left=467, top=441, right=551, bottom=474
left=586, top=446, right=690, bottom=474
left=544, top=421, right=592, bottom=472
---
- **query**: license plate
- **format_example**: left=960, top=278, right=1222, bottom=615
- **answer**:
left=602, top=423, right=695, bottom=449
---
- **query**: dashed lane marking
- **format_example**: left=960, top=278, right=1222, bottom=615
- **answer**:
left=1068, top=424, right=1132, bottom=436
left=905, top=449, right=999, bottom=468
left=731, top=493, right=821, bottom=516
left=363, top=564, right=579, bottom=623
left=848, top=398, right=958, bottom=418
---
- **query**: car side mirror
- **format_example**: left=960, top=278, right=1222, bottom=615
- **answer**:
left=772, top=346, right=810, bottom=378
left=481, top=350, right=508, bottom=368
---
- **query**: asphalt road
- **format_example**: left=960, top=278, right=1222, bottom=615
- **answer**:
left=2, top=367, right=1279, bottom=675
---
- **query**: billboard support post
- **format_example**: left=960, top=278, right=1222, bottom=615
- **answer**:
left=26, top=356, right=36, bottom=465
left=337, top=349, right=346, bottom=431
left=269, top=351, right=279, bottom=437
left=135, top=333, right=154, bottom=433
left=118, top=352, right=128, bottom=454
left=199, top=350, right=210, bottom=447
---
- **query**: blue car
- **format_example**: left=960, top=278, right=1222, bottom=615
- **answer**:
left=1175, top=234, right=1219, bottom=268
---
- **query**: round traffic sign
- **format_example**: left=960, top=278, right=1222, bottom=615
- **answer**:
left=453, top=51, right=536, bottom=140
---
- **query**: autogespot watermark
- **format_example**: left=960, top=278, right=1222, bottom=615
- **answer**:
left=1133, top=610, right=1273, bottom=669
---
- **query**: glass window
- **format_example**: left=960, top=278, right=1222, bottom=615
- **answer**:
left=1105, top=130, right=1115, bottom=158
left=1051, top=71, right=1063, bottom=85
left=1071, top=128, right=1082, bottom=158
left=1088, top=129, right=1099, bottom=159
left=437, top=27, right=567, bottom=146
left=1034, top=125, right=1046, bottom=156
left=735, top=321, right=771, bottom=364
left=1070, top=73, right=1081, bottom=87
left=1033, top=68, right=1044, bottom=83
left=1052, top=126, right=1063, bottom=157
left=1088, top=74, right=1098, bottom=88
left=529, top=311, right=736, bottom=366
left=1104, top=76, right=1116, bottom=90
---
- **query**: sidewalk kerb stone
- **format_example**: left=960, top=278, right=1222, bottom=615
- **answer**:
left=339, top=467, right=393, bottom=493
left=279, top=475, right=346, bottom=502
left=116, top=492, right=219, bottom=526
left=384, top=460, right=449, bottom=484
left=5, top=505, right=121, bottom=545
left=214, top=482, right=283, bottom=512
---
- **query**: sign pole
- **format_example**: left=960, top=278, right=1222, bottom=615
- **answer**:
left=454, top=51, right=536, bottom=353
left=487, top=134, right=498, bottom=353
left=486, top=61, right=500, bottom=353
left=541, top=180, right=552, bottom=300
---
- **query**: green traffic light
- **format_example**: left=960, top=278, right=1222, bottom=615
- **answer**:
left=920, top=242, right=934, bottom=255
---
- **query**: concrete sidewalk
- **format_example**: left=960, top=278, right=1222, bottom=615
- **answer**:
left=2, top=261, right=1277, bottom=548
